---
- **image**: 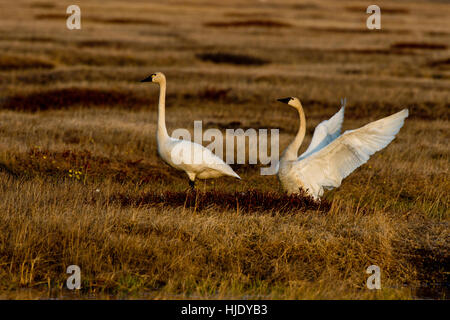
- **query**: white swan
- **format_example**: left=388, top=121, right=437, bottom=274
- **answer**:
left=141, top=72, right=240, bottom=188
left=276, top=97, right=408, bottom=200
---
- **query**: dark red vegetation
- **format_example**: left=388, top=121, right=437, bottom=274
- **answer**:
left=110, top=189, right=330, bottom=213
left=196, top=52, right=269, bottom=66
left=204, top=19, right=291, bottom=28
left=391, top=42, right=447, bottom=50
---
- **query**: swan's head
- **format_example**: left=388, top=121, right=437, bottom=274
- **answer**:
left=277, top=97, right=301, bottom=108
left=140, top=72, right=166, bottom=84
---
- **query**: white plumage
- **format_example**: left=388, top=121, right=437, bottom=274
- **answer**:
left=141, top=72, right=240, bottom=188
left=299, top=98, right=346, bottom=160
left=277, top=97, right=408, bottom=200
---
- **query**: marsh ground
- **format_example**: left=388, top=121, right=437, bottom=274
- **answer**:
left=0, top=0, right=448, bottom=299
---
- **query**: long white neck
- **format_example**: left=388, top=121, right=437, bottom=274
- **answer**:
left=281, top=101, right=306, bottom=162
left=157, top=79, right=169, bottom=142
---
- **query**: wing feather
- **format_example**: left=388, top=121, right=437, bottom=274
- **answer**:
left=299, top=105, right=345, bottom=160
left=295, top=109, right=408, bottom=196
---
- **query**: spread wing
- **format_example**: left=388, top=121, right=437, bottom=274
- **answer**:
left=299, top=100, right=346, bottom=160
left=295, top=109, right=408, bottom=197
left=273, top=101, right=345, bottom=175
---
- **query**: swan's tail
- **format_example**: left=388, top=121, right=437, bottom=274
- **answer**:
left=218, top=163, right=241, bottom=179
left=227, top=169, right=241, bottom=180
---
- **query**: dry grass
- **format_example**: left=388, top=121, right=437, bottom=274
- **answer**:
left=0, top=0, right=448, bottom=300
left=2, top=88, right=149, bottom=112
left=0, top=54, right=54, bottom=71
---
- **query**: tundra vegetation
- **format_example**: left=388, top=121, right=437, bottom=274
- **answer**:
left=0, top=0, right=448, bottom=299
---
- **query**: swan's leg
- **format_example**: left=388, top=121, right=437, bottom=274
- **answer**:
left=186, top=172, right=196, bottom=191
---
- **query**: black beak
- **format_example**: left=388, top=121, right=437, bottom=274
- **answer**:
left=277, top=97, right=291, bottom=104
left=140, top=75, right=153, bottom=82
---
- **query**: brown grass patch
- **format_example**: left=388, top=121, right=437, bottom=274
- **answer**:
left=34, top=13, right=66, bottom=20
left=427, top=31, right=450, bottom=37
left=333, top=48, right=394, bottom=55
left=291, top=4, right=320, bottom=10
left=301, top=98, right=449, bottom=121
left=110, top=189, right=328, bottom=213
left=391, top=42, right=447, bottom=50
left=75, top=40, right=128, bottom=49
left=0, top=36, right=57, bottom=43
left=14, top=69, right=110, bottom=85
left=204, top=19, right=292, bottom=28
left=346, top=6, right=409, bottom=14
left=54, top=50, right=146, bottom=67
left=196, top=52, right=269, bottom=66
left=309, top=27, right=408, bottom=35
left=1, top=88, right=148, bottom=112
left=203, top=121, right=276, bottom=132
left=0, top=54, right=54, bottom=71
left=2, top=148, right=172, bottom=184
left=98, top=18, right=166, bottom=25
left=11, top=69, right=114, bottom=86
left=224, top=12, right=270, bottom=18
left=308, top=27, right=372, bottom=34
left=428, top=58, right=450, bottom=68
left=196, top=87, right=232, bottom=101
left=74, top=40, right=154, bottom=52
left=182, top=87, right=243, bottom=105
left=30, top=2, right=55, bottom=9
left=34, top=14, right=165, bottom=26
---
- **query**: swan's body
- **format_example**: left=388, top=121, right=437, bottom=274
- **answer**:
left=277, top=97, right=408, bottom=200
left=141, top=72, right=240, bottom=188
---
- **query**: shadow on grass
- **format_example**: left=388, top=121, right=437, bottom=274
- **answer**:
left=110, top=189, right=330, bottom=213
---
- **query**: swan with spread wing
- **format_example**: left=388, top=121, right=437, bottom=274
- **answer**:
left=276, top=97, right=408, bottom=200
